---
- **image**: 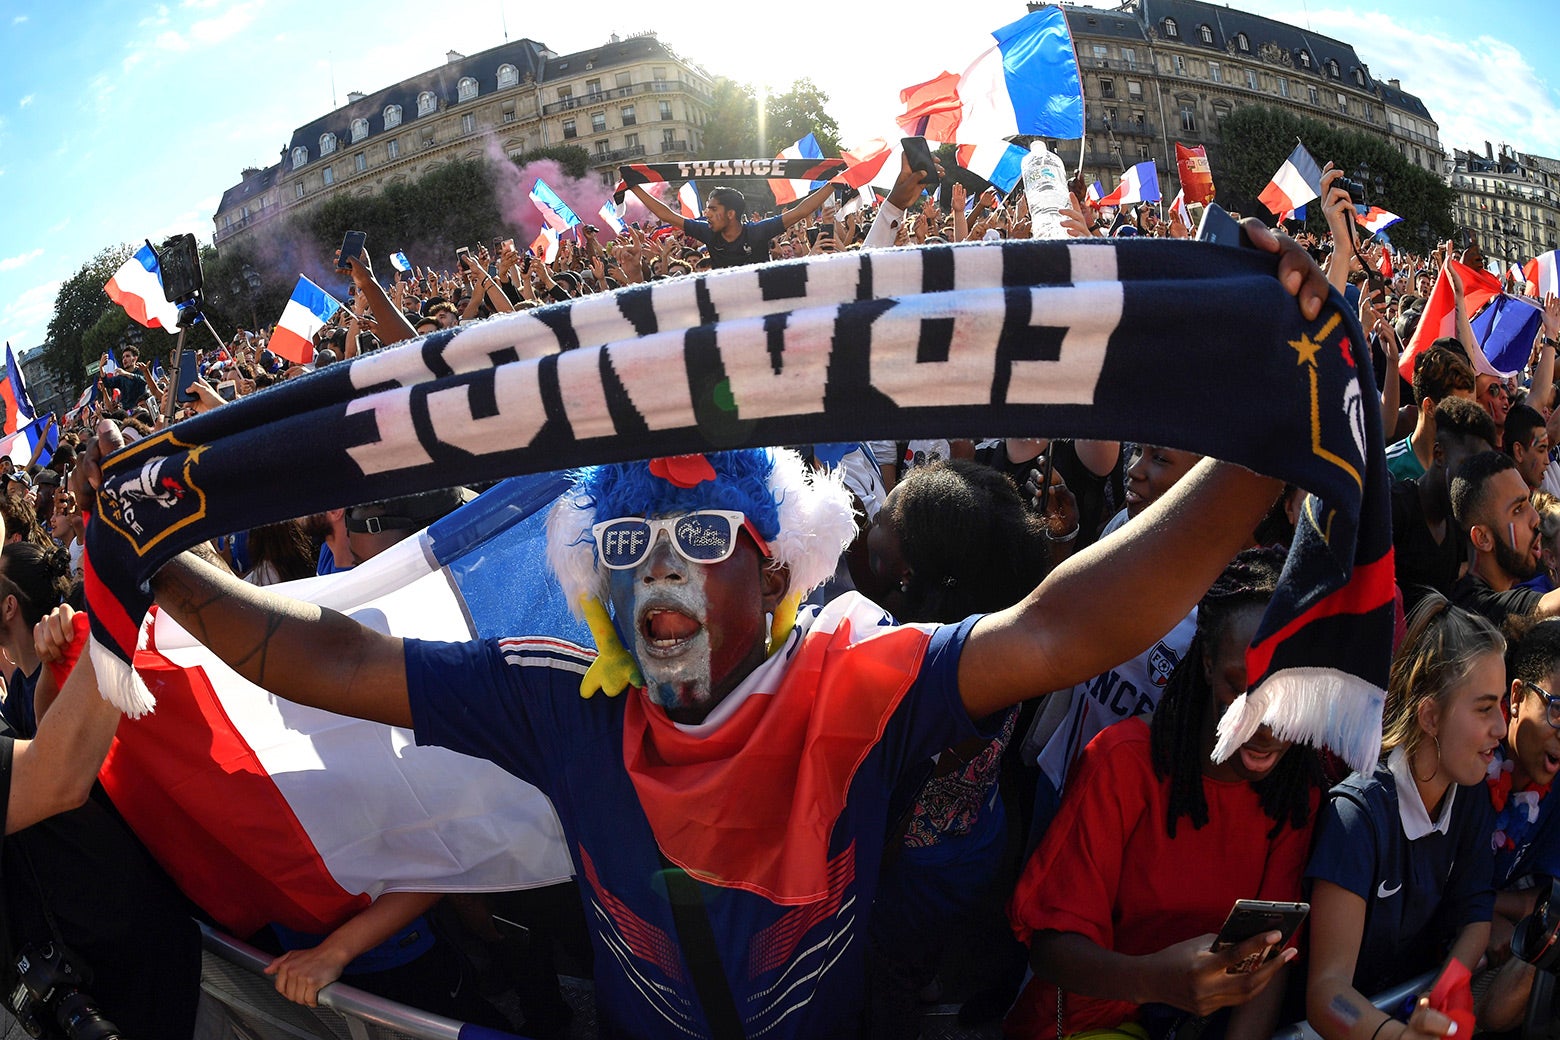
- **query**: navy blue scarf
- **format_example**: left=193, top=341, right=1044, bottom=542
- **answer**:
left=83, top=239, right=1394, bottom=769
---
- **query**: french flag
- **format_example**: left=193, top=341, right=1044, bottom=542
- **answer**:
left=839, top=136, right=895, bottom=190
left=1258, top=143, right=1323, bottom=219
left=529, top=178, right=580, bottom=233
left=3, top=340, right=35, bottom=435
left=104, top=243, right=182, bottom=331
left=0, top=413, right=56, bottom=467
left=956, top=140, right=1029, bottom=192
left=96, top=475, right=577, bottom=937
left=1086, top=180, right=1105, bottom=204
left=1378, top=247, right=1394, bottom=279
left=529, top=226, right=560, bottom=264
left=905, top=8, right=1084, bottom=150
left=1400, top=258, right=1505, bottom=381
left=770, top=133, right=825, bottom=205
left=269, top=276, right=341, bottom=365
left=1510, top=263, right=1527, bottom=290
left=1099, top=160, right=1161, bottom=206
left=1355, top=206, right=1402, bottom=234
left=679, top=180, right=701, bottom=220
left=1170, top=190, right=1192, bottom=231
left=1471, top=292, right=1545, bottom=377
left=597, top=200, right=627, bottom=236
left=1525, top=251, right=1559, bottom=297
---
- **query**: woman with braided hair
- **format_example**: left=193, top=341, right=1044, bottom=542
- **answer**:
left=1005, top=547, right=1325, bottom=1040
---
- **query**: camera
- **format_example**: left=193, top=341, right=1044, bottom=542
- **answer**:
left=1511, top=878, right=1560, bottom=1038
left=1337, top=178, right=1367, bottom=205
left=153, top=234, right=203, bottom=306
left=5, top=942, right=121, bottom=1040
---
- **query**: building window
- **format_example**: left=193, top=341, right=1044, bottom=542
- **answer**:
left=653, top=66, right=667, bottom=84
left=1353, top=67, right=1365, bottom=87
left=1364, top=102, right=1375, bottom=123
left=1247, top=68, right=1258, bottom=90
left=319, top=132, right=336, bottom=155
left=351, top=118, right=368, bottom=143
left=1198, top=24, right=1213, bottom=44
left=1180, top=103, right=1196, bottom=132
left=1308, top=85, right=1319, bottom=105
left=1207, top=62, right=1220, bottom=83
left=586, top=78, right=601, bottom=97
left=418, top=91, right=436, bottom=116
left=458, top=77, right=478, bottom=101
left=354, top=152, right=366, bottom=172
left=387, top=138, right=399, bottom=159
left=461, top=113, right=475, bottom=134
left=659, top=99, right=672, bottom=120
left=621, top=104, right=636, bottom=126
left=562, top=118, right=577, bottom=139
left=1298, top=51, right=1312, bottom=69
left=663, top=128, right=676, bottom=146
left=1162, top=17, right=1178, bottom=37
left=497, top=63, right=518, bottom=89
left=384, top=104, right=401, bottom=129
left=295, top=181, right=305, bottom=199
left=1173, top=54, right=1187, bottom=75
left=625, top=132, right=638, bottom=150
left=592, top=112, right=606, bottom=134
left=558, top=86, right=573, bottom=103
left=1127, top=80, right=1142, bottom=100
left=1325, top=59, right=1340, bottom=78
left=1235, top=32, right=1250, bottom=52
left=1277, top=76, right=1289, bottom=97
left=1100, top=78, right=1115, bottom=98
left=595, top=140, right=609, bottom=156
left=615, top=72, right=631, bottom=89
left=291, top=145, right=308, bottom=168
left=322, top=167, right=334, bottom=186
left=1122, top=48, right=1136, bottom=68
left=503, top=108, right=516, bottom=123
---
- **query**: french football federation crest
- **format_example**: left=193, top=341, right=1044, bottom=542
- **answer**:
left=95, top=434, right=208, bottom=557
left=1147, top=640, right=1180, bottom=687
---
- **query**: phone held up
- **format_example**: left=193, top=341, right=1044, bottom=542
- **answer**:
left=337, top=230, right=367, bottom=271
left=1210, top=899, right=1309, bottom=974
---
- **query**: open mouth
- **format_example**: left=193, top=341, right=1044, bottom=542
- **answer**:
left=1239, top=743, right=1285, bottom=774
left=1543, top=750, right=1560, bottom=776
left=639, top=608, right=703, bottom=656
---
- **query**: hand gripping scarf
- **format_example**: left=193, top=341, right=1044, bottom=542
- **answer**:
left=83, top=238, right=1395, bottom=771
left=611, top=157, right=848, bottom=205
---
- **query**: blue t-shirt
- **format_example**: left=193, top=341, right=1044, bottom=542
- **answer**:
left=680, top=215, right=785, bottom=269
left=1306, top=759, right=1495, bottom=996
left=405, top=607, right=983, bottom=1039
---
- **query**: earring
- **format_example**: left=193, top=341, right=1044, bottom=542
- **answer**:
left=1411, top=737, right=1440, bottom=784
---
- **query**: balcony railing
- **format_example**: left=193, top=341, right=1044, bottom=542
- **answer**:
left=594, top=144, right=647, bottom=165
left=542, top=79, right=710, bottom=116
left=1088, top=116, right=1157, bottom=138
left=659, top=139, right=690, bottom=154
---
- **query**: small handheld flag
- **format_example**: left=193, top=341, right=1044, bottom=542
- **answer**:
left=598, top=202, right=627, bottom=237
left=529, top=178, right=581, bottom=232
left=770, top=133, right=825, bottom=206
left=104, top=244, right=182, bottom=331
left=1099, top=161, right=1161, bottom=206
left=679, top=181, right=701, bottom=220
left=389, top=251, right=412, bottom=273
left=269, top=276, right=342, bottom=365
left=1258, top=143, right=1323, bottom=219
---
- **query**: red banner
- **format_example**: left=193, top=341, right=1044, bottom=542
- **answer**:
left=1176, top=143, right=1216, bottom=206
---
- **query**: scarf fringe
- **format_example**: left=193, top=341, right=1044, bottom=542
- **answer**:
left=1213, top=666, right=1383, bottom=773
left=89, top=635, right=158, bottom=717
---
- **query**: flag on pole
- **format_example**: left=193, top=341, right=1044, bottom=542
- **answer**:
left=1400, top=259, right=1505, bottom=381
left=1170, top=190, right=1192, bottom=232
left=104, top=243, right=182, bottom=331
left=597, top=201, right=627, bottom=236
left=99, top=473, right=578, bottom=936
left=1525, top=251, right=1559, bottom=298
left=896, top=71, right=965, bottom=141
left=838, top=137, right=895, bottom=190
left=1471, top=293, right=1545, bottom=376
left=0, top=414, right=56, bottom=467
left=1086, top=180, right=1105, bottom=204
left=269, top=276, right=342, bottom=365
left=679, top=180, right=701, bottom=219
left=1510, top=263, right=1527, bottom=290
left=1258, top=143, right=1323, bottom=218
left=1099, top=161, right=1161, bottom=206
left=770, top=133, right=825, bottom=206
left=1355, top=206, right=1402, bottom=234
left=529, top=178, right=581, bottom=232
left=4, top=341, right=36, bottom=435
left=530, top=226, right=560, bottom=264
left=389, top=251, right=412, bottom=273
left=956, top=140, right=1029, bottom=193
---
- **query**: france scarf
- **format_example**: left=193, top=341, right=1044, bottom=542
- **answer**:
left=83, top=239, right=1395, bottom=770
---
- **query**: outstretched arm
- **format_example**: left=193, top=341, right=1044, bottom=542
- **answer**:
left=779, top=180, right=837, bottom=230
left=957, top=222, right=1328, bottom=720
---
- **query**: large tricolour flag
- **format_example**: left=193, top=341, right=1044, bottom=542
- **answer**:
left=1526, top=251, right=1559, bottom=298
left=104, top=243, right=182, bottom=331
left=679, top=180, right=701, bottom=219
left=956, top=140, right=1028, bottom=192
left=0, top=414, right=56, bottom=467
left=1099, top=160, right=1161, bottom=205
left=1258, top=143, right=1323, bottom=219
left=269, top=276, right=341, bottom=365
left=100, top=473, right=579, bottom=937
left=598, top=200, right=627, bottom=237
left=529, top=178, right=581, bottom=233
left=770, top=133, right=825, bottom=206
left=1399, top=258, right=1506, bottom=381
left=2, top=341, right=33, bottom=435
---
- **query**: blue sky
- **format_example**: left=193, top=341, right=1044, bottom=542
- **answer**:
left=2, top=0, right=1556, bottom=353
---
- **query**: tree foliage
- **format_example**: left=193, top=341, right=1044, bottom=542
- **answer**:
left=1212, top=105, right=1456, bottom=251
left=513, top=144, right=592, bottom=180
left=43, top=246, right=181, bottom=391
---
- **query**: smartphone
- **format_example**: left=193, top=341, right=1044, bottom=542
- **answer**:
left=1196, top=203, right=1247, bottom=249
left=216, top=380, right=238, bottom=402
left=900, top=136, right=941, bottom=192
left=816, top=223, right=833, bottom=240
left=1211, top=899, right=1309, bottom=973
left=455, top=245, right=470, bottom=263
left=501, top=238, right=515, bottom=253
left=337, top=230, right=367, bottom=271
left=176, top=349, right=200, bottom=403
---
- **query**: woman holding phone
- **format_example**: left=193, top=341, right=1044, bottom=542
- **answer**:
left=1305, top=598, right=1501, bottom=1040
left=1005, top=548, right=1324, bottom=1040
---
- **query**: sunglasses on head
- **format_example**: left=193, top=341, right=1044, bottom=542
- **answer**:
left=591, top=510, right=770, bottom=571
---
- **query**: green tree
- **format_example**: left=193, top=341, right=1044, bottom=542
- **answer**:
left=1213, top=105, right=1455, bottom=251
left=701, top=76, right=758, bottom=158
left=513, top=144, right=592, bottom=179
left=760, top=79, right=842, bottom=156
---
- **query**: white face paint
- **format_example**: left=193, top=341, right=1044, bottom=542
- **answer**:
left=610, top=534, right=715, bottom=715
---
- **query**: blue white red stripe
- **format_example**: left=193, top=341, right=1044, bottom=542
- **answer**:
left=1258, top=143, right=1323, bottom=218
left=679, top=181, right=700, bottom=220
left=1099, top=161, right=1160, bottom=205
left=529, top=178, right=581, bottom=232
left=104, top=243, right=182, bottom=330
left=269, top=276, right=341, bottom=365
left=770, top=133, right=825, bottom=206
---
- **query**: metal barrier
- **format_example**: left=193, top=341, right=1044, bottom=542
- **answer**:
left=1272, top=971, right=1436, bottom=1040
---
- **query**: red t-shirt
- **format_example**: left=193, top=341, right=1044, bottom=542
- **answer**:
left=1005, top=719, right=1315, bottom=1039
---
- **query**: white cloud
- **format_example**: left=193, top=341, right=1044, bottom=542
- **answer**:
left=122, top=50, right=145, bottom=73
left=0, top=280, right=62, bottom=349
left=0, top=248, right=43, bottom=272
left=190, top=2, right=258, bottom=46
left=11, top=15, right=26, bottom=25
left=17, top=95, right=32, bottom=109
left=143, top=194, right=223, bottom=245
left=155, top=29, right=190, bottom=52
left=139, top=5, right=170, bottom=27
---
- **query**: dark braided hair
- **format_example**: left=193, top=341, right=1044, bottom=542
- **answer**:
left=1149, top=546, right=1324, bottom=839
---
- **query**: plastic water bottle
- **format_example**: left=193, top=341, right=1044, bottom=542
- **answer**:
left=1022, top=140, right=1070, bottom=240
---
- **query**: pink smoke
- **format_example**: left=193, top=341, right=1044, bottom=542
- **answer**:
left=484, top=139, right=664, bottom=243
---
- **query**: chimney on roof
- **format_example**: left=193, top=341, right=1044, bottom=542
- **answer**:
left=347, top=91, right=366, bottom=104
left=446, top=49, right=466, bottom=65
left=1486, top=141, right=1494, bottom=159
left=1387, top=78, right=1400, bottom=89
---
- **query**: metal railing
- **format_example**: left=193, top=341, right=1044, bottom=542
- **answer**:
left=541, top=80, right=709, bottom=116
left=1272, top=971, right=1435, bottom=1040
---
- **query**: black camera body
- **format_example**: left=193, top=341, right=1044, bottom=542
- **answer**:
left=1337, top=177, right=1367, bottom=205
left=5, top=941, right=120, bottom=1040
